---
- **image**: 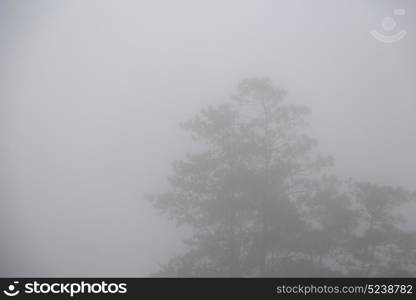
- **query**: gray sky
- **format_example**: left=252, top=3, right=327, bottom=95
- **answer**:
left=1, top=0, right=415, bottom=276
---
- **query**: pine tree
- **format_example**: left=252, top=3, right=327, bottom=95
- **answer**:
left=147, top=78, right=416, bottom=276
left=147, top=78, right=330, bottom=276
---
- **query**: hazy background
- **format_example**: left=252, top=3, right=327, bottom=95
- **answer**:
left=1, top=0, right=415, bottom=276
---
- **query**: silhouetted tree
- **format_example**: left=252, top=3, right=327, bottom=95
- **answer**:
left=348, top=182, right=416, bottom=276
left=147, top=78, right=416, bottom=277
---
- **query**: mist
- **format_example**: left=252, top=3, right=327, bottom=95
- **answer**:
left=1, top=0, right=415, bottom=276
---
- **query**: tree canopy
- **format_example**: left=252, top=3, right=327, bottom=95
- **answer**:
left=147, top=78, right=416, bottom=277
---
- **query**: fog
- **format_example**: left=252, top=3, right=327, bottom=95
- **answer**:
left=1, top=0, right=415, bottom=276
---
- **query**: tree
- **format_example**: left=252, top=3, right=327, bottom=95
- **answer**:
left=147, top=77, right=416, bottom=276
left=147, top=78, right=330, bottom=276
left=348, top=182, right=416, bottom=276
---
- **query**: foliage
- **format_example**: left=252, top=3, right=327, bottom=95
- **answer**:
left=147, top=78, right=416, bottom=276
